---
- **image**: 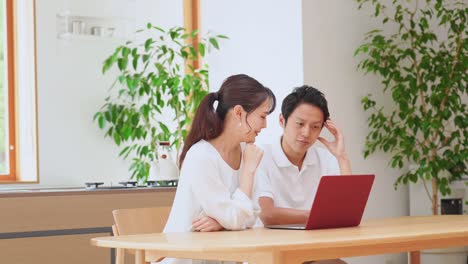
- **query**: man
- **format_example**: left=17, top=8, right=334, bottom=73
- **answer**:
left=254, top=86, right=351, bottom=264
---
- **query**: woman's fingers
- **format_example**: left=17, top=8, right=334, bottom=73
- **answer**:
left=192, top=217, right=202, bottom=225
left=243, top=143, right=264, bottom=173
left=195, top=221, right=211, bottom=231
left=192, top=217, right=208, bottom=231
left=200, top=226, right=216, bottom=232
left=192, top=216, right=209, bottom=229
left=192, top=217, right=223, bottom=232
left=191, top=219, right=202, bottom=230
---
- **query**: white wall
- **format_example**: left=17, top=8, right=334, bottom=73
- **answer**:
left=202, top=0, right=304, bottom=144
left=303, top=1, right=409, bottom=264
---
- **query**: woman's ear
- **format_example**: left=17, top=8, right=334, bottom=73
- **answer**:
left=232, top=105, right=244, bottom=121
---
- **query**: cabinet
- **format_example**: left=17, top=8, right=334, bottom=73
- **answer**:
left=0, top=188, right=175, bottom=264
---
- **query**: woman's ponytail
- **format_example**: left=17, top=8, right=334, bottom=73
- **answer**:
left=179, top=92, right=224, bottom=167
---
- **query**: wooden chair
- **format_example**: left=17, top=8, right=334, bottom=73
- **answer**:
left=112, top=206, right=172, bottom=264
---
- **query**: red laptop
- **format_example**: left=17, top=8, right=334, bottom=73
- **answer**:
left=265, top=174, right=375, bottom=230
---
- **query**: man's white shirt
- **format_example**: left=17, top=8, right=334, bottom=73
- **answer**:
left=254, top=137, right=340, bottom=218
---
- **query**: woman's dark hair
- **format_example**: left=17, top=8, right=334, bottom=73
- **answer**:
left=179, top=74, right=276, bottom=167
left=281, top=85, right=329, bottom=124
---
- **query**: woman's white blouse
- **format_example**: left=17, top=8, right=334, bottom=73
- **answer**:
left=163, top=140, right=256, bottom=234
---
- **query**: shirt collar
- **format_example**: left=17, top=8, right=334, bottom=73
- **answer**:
left=273, top=136, right=318, bottom=168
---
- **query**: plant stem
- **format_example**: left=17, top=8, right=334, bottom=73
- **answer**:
left=421, top=177, right=433, bottom=206
left=432, top=177, right=438, bottom=215
left=425, top=33, right=463, bottom=202
left=175, top=105, right=182, bottom=168
left=439, top=31, right=463, bottom=110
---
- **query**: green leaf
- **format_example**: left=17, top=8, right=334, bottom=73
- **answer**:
left=144, top=38, right=153, bottom=51
left=119, top=146, right=130, bottom=157
left=102, top=50, right=120, bottom=74
left=113, top=133, right=121, bottom=146
left=209, top=38, right=219, bottom=49
left=117, top=57, right=128, bottom=71
left=98, top=114, right=105, bottom=129
left=189, top=46, right=197, bottom=57
left=159, top=122, right=170, bottom=136
left=118, top=75, right=126, bottom=84
left=198, top=43, right=205, bottom=57
left=170, top=30, right=179, bottom=40
left=122, top=126, right=132, bottom=140
left=153, top=25, right=165, bottom=33
left=375, top=3, right=380, bottom=17
left=122, top=47, right=131, bottom=57
left=132, top=55, right=139, bottom=70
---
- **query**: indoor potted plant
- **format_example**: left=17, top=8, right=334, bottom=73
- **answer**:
left=355, top=0, right=466, bottom=215
left=94, top=23, right=226, bottom=182
left=355, top=1, right=467, bottom=261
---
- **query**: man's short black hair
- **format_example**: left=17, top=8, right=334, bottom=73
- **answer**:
left=281, top=85, right=330, bottom=124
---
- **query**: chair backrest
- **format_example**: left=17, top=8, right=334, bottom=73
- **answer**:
left=112, top=206, right=172, bottom=236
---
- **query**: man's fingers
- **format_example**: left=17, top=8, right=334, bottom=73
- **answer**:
left=318, top=137, right=330, bottom=146
left=325, top=122, right=338, bottom=133
left=326, top=120, right=341, bottom=132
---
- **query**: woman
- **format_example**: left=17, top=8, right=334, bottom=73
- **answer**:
left=163, top=74, right=276, bottom=238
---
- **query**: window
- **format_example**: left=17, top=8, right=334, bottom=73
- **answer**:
left=0, top=0, right=38, bottom=183
left=0, top=0, right=16, bottom=180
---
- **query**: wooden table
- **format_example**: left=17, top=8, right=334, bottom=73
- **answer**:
left=91, top=216, right=468, bottom=264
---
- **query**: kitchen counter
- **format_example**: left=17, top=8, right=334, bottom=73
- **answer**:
left=0, top=184, right=176, bottom=264
left=0, top=186, right=176, bottom=198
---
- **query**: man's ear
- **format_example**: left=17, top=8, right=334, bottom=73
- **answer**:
left=279, top=113, right=285, bottom=128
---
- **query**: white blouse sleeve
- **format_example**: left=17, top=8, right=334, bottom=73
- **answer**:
left=182, top=150, right=256, bottom=230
